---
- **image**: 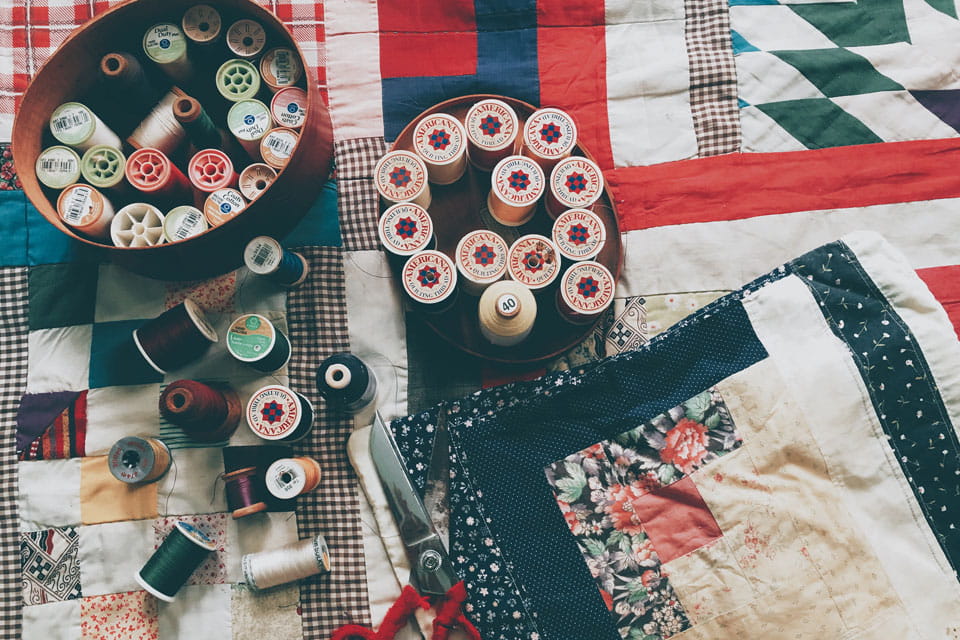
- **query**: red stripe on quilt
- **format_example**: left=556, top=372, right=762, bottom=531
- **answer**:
left=918, top=266, right=960, bottom=339
left=378, top=0, right=477, bottom=78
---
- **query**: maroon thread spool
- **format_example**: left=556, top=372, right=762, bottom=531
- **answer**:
left=133, top=299, right=219, bottom=373
left=223, top=466, right=268, bottom=518
left=160, top=379, right=242, bottom=442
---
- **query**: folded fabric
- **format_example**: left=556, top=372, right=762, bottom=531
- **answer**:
left=390, top=232, right=960, bottom=640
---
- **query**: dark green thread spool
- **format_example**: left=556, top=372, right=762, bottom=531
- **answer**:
left=135, top=521, right=216, bottom=602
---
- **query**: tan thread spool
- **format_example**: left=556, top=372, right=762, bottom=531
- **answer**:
left=259, top=128, right=299, bottom=170
left=521, top=107, right=578, bottom=174
left=455, top=229, right=508, bottom=296
left=264, top=456, right=322, bottom=499
left=479, top=280, right=537, bottom=347
left=546, top=155, right=604, bottom=219
left=260, top=47, right=303, bottom=92
left=239, top=163, right=277, bottom=201
left=57, top=184, right=115, bottom=240
left=464, top=98, right=519, bottom=171
left=108, top=436, right=172, bottom=484
left=374, top=150, right=431, bottom=209
left=487, top=155, right=545, bottom=226
left=412, top=112, right=467, bottom=185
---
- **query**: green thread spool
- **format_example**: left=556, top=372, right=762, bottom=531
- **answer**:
left=136, top=521, right=216, bottom=602
left=81, top=145, right=126, bottom=190
left=216, top=59, right=261, bottom=102
left=174, top=95, right=223, bottom=150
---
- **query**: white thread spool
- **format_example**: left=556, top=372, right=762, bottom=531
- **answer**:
left=478, top=280, right=537, bottom=347
left=455, top=229, right=508, bottom=296
left=374, top=151, right=431, bottom=209
left=49, top=102, right=122, bottom=152
left=36, top=146, right=81, bottom=189
left=264, top=457, right=321, bottom=500
left=127, top=89, right=187, bottom=156
left=464, top=99, right=519, bottom=172
left=487, top=155, right=545, bottom=227
left=521, top=107, right=578, bottom=174
left=111, top=203, right=166, bottom=247
left=56, top=184, right=115, bottom=240
left=546, top=156, right=604, bottom=219
left=228, top=100, right=273, bottom=160
left=552, top=208, right=606, bottom=262
left=227, top=19, right=267, bottom=58
left=242, top=535, right=331, bottom=591
left=143, top=23, right=193, bottom=83
left=163, top=205, right=208, bottom=243
left=556, top=261, right=615, bottom=325
left=238, top=163, right=277, bottom=200
left=412, top=112, right=467, bottom=185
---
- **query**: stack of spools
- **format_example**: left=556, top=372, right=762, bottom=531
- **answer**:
left=376, top=99, right=615, bottom=348
left=35, top=4, right=309, bottom=249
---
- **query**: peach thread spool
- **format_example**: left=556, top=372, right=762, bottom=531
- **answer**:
left=260, top=47, right=303, bottom=93
left=238, top=163, right=277, bottom=201
left=507, top=234, right=561, bottom=294
left=464, top=98, right=519, bottom=172
left=412, top=112, right=467, bottom=185
left=556, top=261, right=615, bottom=325
left=545, top=156, right=604, bottom=220
left=487, top=155, right=545, bottom=227
left=56, top=184, right=115, bottom=240
left=522, top=107, right=578, bottom=174
left=374, top=150, right=431, bottom=209
left=271, top=87, right=307, bottom=130
left=455, top=229, right=508, bottom=297
left=125, top=147, right=192, bottom=201
left=260, top=128, right=299, bottom=170
left=204, top=188, right=246, bottom=227
left=264, top=456, right=322, bottom=499
left=552, top=208, right=606, bottom=263
left=188, top=149, right=238, bottom=193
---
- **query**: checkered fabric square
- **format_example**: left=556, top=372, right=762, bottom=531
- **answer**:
left=334, top=137, right=388, bottom=251
left=287, top=246, right=371, bottom=637
left=684, top=0, right=741, bottom=157
left=0, top=267, right=29, bottom=640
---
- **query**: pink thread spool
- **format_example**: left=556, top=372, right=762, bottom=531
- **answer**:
left=270, top=87, right=307, bottom=130
left=545, top=156, right=604, bottom=220
left=125, top=148, right=192, bottom=201
left=188, top=149, right=237, bottom=193
left=465, top=99, right=519, bottom=172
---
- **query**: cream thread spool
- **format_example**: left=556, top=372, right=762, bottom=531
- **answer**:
left=238, top=163, right=277, bottom=200
left=546, top=156, right=604, bottom=219
left=260, top=47, right=303, bottom=93
left=245, top=385, right=315, bottom=443
left=401, top=250, right=458, bottom=313
left=259, top=128, right=298, bottom=170
left=271, top=87, right=307, bottom=130
left=204, top=188, right=246, bottom=226
left=412, top=112, right=467, bottom=185
left=163, top=205, right=208, bottom=243
left=127, top=89, right=188, bottom=156
left=227, top=100, right=273, bottom=160
left=216, top=59, right=262, bottom=103
left=36, top=146, right=81, bottom=189
left=226, top=19, right=267, bottom=58
left=182, top=4, right=222, bottom=45
left=507, top=234, right=561, bottom=293
left=552, top=208, right=606, bottom=263
left=264, top=456, right=321, bottom=499
left=455, top=229, right=508, bottom=296
left=465, top=99, right=519, bottom=172
left=479, top=280, right=537, bottom=347
left=374, top=150, right=431, bottom=209
left=49, top=102, right=122, bottom=152
left=487, top=155, right=545, bottom=227
left=242, top=535, right=331, bottom=591
left=57, top=184, right=115, bottom=240
left=521, top=107, right=578, bottom=174
left=556, top=261, right=615, bottom=325
left=143, top=23, right=193, bottom=83
left=111, top=202, right=165, bottom=247
left=378, top=203, right=435, bottom=261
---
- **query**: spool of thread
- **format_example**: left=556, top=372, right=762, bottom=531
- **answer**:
left=36, top=146, right=81, bottom=189
left=455, top=229, right=508, bottom=296
left=108, top=436, right=172, bottom=484
left=401, top=250, right=458, bottom=314
left=99, top=52, right=163, bottom=115
left=270, top=87, right=307, bottom=130
left=259, top=128, right=298, bottom=170
left=125, top=147, right=192, bottom=200
left=160, top=379, right=242, bottom=442
left=111, top=202, right=166, bottom=247
left=464, top=99, right=519, bottom=172
left=412, top=112, right=467, bottom=185
left=377, top=202, right=436, bottom=267
left=163, top=205, right=208, bottom=243
left=260, top=47, right=303, bottom=93
left=216, top=59, right=262, bottom=103
left=175, top=95, right=226, bottom=151
left=264, top=456, right=321, bottom=499
left=227, top=19, right=266, bottom=58
left=226, top=313, right=291, bottom=373
left=242, top=535, right=331, bottom=591
left=223, top=467, right=268, bottom=518
left=487, top=155, right=545, bottom=227
left=182, top=4, right=222, bottom=45
left=80, top=145, right=126, bottom=191
left=188, top=149, right=237, bottom=192
left=315, top=353, right=378, bottom=414
left=507, top=234, right=561, bottom=293
left=204, top=188, right=246, bottom=226
left=136, top=521, right=216, bottom=602
left=133, top=298, right=219, bottom=373
left=56, top=184, right=115, bottom=239
left=557, top=261, right=615, bottom=325
left=478, top=280, right=537, bottom=347
left=127, top=89, right=188, bottom=156
left=143, top=23, right=192, bottom=83
left=222, top=444, right=295, bottom=511
left=246, top=384, right=315, bottom=443
left=227, top=99, right=272, bottom=159
left=244, top=236, right=309, bottom=287
left=552, top=208, right=606, bottom=263
left=374, top=150, right=431, bottom=208
left=49, top=102, right=122, bottom=152
left=546, top=156, right=604, bottom=219
left=238, top=163, right=276, bottom=200
left=521, top=107, right=578, bottom=174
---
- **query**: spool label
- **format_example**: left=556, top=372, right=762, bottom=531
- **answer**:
left=204, top=189, right=246, bottom=226
left=457, top=230, right=508, bottom=284
left=375, top=151, right=428, bottom=203
left=561, top=261, right=615, bottom=315
left=227, top=101, right=271, bottom=141
left=265, top=459, right=305, bottom=498
left=262, top=48, right=301, bottom=87
left=551, top=157, right=604, bottom=209
left=378, top=203, right=433, bottom=256
left=227, top=314, right=275, bottom=361
left=413, top=114, right=465, bottom=165
left=497, top=293, right=520, bottom=317
left=175, top=521, right=217, bottom=550
left=50, top=104, right=94, bottom=145
left=402, top=251, right=457, bottom=304
left=165, top=206, right=207, bottom=242
left=59, top=185, right=102, bottom=226
left=245, top=237, right=282, bottom=272
left=272, top=88, right=307, bottom=128
left=553, top=208, right=606, bottom=261
left=37, top=147, right=80, bottom=189
left=465, top=100, right=517, bottom=150
left=261, top=129, right=298, bottom=168
left=108, top=437, right=155, bottom=483
left=524, top=108, right=577, bottom=159
left=491, top=156, right=544, bottom=206
left=144, top=23, right=187, bottom=63
left=247, top=385, right=301, bottom=440
left=508, top=235, right=560, bottom=289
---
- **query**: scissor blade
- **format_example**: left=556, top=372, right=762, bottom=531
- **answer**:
left=423, top=407, right=450, bottom=552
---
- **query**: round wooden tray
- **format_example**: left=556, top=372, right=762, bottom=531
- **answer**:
left=389, top=94, right=622, bottom=364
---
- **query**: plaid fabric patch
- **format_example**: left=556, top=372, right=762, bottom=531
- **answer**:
left=287, top=246, right=371, bottom=636
left=334, top=137, right=388, bottom=252
left=0, top=267, right=28, bottom=639
left=684, top=0, right=741, bottom=156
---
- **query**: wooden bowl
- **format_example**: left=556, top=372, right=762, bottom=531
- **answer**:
left=12, top=0, right=333, bottom=280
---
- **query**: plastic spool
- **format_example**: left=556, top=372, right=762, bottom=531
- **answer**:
left=182, top=4, right=222, bottom=45
left=159, top=379, right=242, bottom=442
left=487, top=155, right=545, bottom=227
left=204, top=188, right=246, bottom=226
left=264, top=456, right=321, bottom=499
left=226, top=313, right=291, bottom=373
left=245, top=385, right=315, bottom=443
left=412, top=112, right=467, bottom=185
left=226, top=19, right=267, bottom=58
left=552, top=208, right=606, bottom=263
left=111, top=202, right=165, bottom=247
left=136, top=521, right=216, bottom=602
left=174, top=96, right=225, bottom=151
left=143, top=23, right=193, bottom=83
left=315, top=353, right=378, bottom=414
left=133, top=298, right=218, bottom=373
left=49, top=102, right=121, bottom=152
left=507, top=234, right=561, bottom=293
left=377, top=203, right=435, bottom=259
left=374, top=150, right=431, bottom=209
left=223, top=466, right=268, bottom=518
left=125, top=147, right=192, bottom=199
left=238, top=163, right=276, bottom=200
left=188, top=149, right=237, bottom=192
left=455, top=229, right=508, bottom=296
left=36, top=146, right=81, bottom=189
left=401, top=250, right=458, bottom=313
left=80, top=145, right=126, bottom=190
left=270, top=87, right=307, bottom=130
left=163, top=205, right=208, bottom=243
left=127, top=89, right=188, bottom=156
left=546, top=156, right=604, bottom=219
left=464, top=99, right=519, bottom=172
left=216, top=59, right=262, bottom=103
left=259, top=128, right=298, bottom=170
left=521, top=107, right=578, bottom=174
left=242, top=535, right=331, bottom=591
left=260, top=47, right=303, bottom=93
left=243, top=236, right=309, bottom=287
left=57, top=184, right=115, bottom=240
left=108, top=436, right=172, bottom=484
left=557, top=261, right=615, bottom=325
left=227, top=99, right=272, bottom=159
left=478, top=280, right=537, bottom=347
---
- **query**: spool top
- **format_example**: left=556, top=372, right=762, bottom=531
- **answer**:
left=163, top=206, right=208, bottom=243
left=378, top=203, right=433, bottom=257
left=111, top=202, right=165, bottom=248
left=552, top=208, right=606, bottom=262
left=216, top=59, right=261, bottom=102
left=81, top=145, right=125, bottom=189
left=227, top=19, right=266, bottom=58
left=174, top=520, right=217, bottom=551
left=260, top=47, right=303, bottom=90
left=496, top=293, right=521, bottom=318
left=204, top=188, right=246, bottom=226
left=182, top=4, right=222, bottom=44
left=246, top=385, right=305, bottom=441
left=374, top=151, right=429, bottom=204
left=239, top=164, right=277, bottom=201
left=316, top=353, right=372, bottom=405
left=265, top=458, right=310, bottom=499
left=108, top=436, right=161, bottom=483
left=143, top=23, right=188, bottom=64
left=507, top=235, right=561, bottom=290
left=189, top=149, right=235, bottom=192
left=549, top=156, right=604, bottom=211
left=227, top=100, right=271, bottom=142
left=402, top=250, right=458, bottom=305
left=182, top=297, right=220, bottom=343
left=413, top=113, right=466, bottom=166
left=260, top=128, right=298, bottom=169
left=125, top=148, right=175, bottom=192
left=36, top=146, right=81, bottom=189
left=559, top=261, right=615, bottom=316
left=271, top=87, right=307, bottom=129
left=244, top=236, right=285, bottom=274
left=57, top=184, right=106, bottom=230
left=465, top=99, right=518, bottom=151
left=49, top=102, right=95, bottom=147
left=455, top=229, right=508, bottom=286
left=523, top=108, right=578, bottom=161
left=226, top=313, right=276, bottom=363
left=490, top=156, right=545, bottom=207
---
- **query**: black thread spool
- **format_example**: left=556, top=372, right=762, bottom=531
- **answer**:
left=245, top=385, right=315, bottom=443
left=223, top=466, right=268, bottom=518
left=135, top=521, right=216, bottom=602
left=315, top=353, right=378, bottom=414
left=133, top=299, right=219, bottom=374
left=225, top=314, right=291, bottom=373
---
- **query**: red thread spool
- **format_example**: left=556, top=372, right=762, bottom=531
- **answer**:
left=223, top=466, right=268, bottom=518
left=160, top=379, right=242, bottom=442
left=125, top=147, right=192, bottom=200
left=188, top=149, right=237, bottom=193
left=133, top=298, right=219, bottom=374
